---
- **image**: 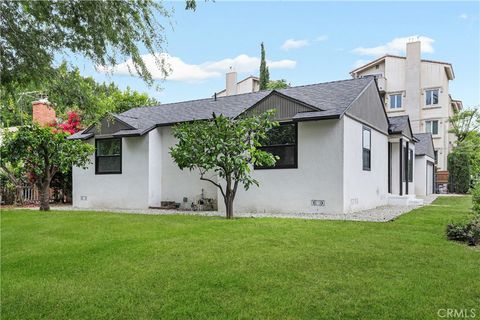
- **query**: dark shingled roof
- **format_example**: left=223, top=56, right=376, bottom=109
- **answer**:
left=69, top=77, right=374, bottom=140
left=388, top=115, right=410, bottom=134
left=413, top=133, right=435, bottom=158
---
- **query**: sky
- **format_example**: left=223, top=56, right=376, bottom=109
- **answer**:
left=68, top=1, right=480, bottom=107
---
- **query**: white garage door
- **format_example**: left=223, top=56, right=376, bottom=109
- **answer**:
left=426, top=163, right=434, bottom=195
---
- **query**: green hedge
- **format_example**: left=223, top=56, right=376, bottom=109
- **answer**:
left=448, top=151, right=471, bottom=194
left=472, top=183, right=480, bottom=214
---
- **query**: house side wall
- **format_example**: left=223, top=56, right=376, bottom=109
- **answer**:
left=415, top=155, right=435, bottom=196
left=72, top=136, right=149, bottom=209
left=414, top=156, right=427, bottom=196
left=243, top=93, right=315, bottom=121
left=148, top=128, right=162, bottom=207
left=346, top=82, right=389, bottom=134
left=159, top=126, right=218, bottom=209
left=222, top=119, right=345, bottom=214
left=390, top=141, right=400, bottom=195
left=343, top=116, right=388, bottom=212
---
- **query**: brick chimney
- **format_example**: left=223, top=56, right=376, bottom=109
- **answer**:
left=32, top=98, right=56, bottom=126
left=405, top=41, right=421, bottom=132
left=225, top=71, right=238, bottom=96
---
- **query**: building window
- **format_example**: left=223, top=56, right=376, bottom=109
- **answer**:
left=434, top=150, right=438, bottom=165
left=425, top=120, right=439, bottom=135
left=362, top=127, right=371, bottom=171
left=425, top=89, right=439, bottom=106
left=255, top=123, right=297, bottom=169
left=95, top=138, right=122, bottom=174
left=408, top=149, right=413, bottom=182
left=389, top=94, right=402, bottom=109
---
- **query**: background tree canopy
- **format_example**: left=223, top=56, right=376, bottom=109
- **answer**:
left=0, top=63, right=159, bottom=127
left=1, top=0, right=195, bottom=89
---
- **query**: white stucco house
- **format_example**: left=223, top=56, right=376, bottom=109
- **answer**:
left=69, top=77, right=431, bottom=214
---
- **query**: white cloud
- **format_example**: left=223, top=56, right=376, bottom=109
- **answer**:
left=281, top=39, right=309, bottom=50
left=352, top=35, right=435, bottom=57
left=315, top=35, right=328, bottom=42
left=459, top=13, right=468, bottom=19
left=97, top=53, right=297, bottom=83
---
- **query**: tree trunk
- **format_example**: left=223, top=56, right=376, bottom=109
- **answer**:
left=38, top=182, right=50, bottom=211
left=225, top=195, right=234, bottom=219
left=15, top=185, right=24, bottom=206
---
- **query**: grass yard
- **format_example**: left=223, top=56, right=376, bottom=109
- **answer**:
left=1, top=196, right=479, bottom=319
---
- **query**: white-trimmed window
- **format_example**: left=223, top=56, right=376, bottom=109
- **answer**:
left=362, top=127, right=371, bottom=171
left=425, top=89, right=439, bottom=106
left=389, top=94, right=402, bottom=109
left=425, top=120, right=439, bottom=135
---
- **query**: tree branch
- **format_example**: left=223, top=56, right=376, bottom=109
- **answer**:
left=200, top=171, right=225, bottom=199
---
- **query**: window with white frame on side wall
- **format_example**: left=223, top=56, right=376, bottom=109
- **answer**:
left=425, top=120, right=439, bottom=135
left=389, top=93, right=402, bottom=109
left=425, top=89, right=439, bottom=106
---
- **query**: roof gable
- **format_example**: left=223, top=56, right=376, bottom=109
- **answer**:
left=413, top=133, right=435, bottom=158
left=241, top=91, right=318, bottom=121
left=345, top=81, right=389, bottom=134
left=388, top=115, right=413, bottom=140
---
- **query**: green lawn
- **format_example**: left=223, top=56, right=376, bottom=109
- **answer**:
left=1, top=197, right=479, bottom=319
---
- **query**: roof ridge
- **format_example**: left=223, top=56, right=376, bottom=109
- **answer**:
left=120, top=77, right=370, bottom=118
left=279, top=77, right=370, bottom=91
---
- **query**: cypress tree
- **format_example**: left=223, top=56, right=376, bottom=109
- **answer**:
left=259, top=42, right=270, bottom=90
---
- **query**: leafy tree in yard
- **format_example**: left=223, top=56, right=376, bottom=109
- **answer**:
left=0, top=139, right=28, bottom=206
left=170, top=112, right=278, bottom=219
left=449, top=108, right=479, bottom=143
left=266, top=79, right=289, bottom=90
left=1, top=0, right=196, bottom=89
left=1, top=63, right=159, bottom=127
left=448, top=107, right=480, bottom=181
left=259, top=42, right=270, bottom=90
left=1, top=124, right=94, bottom=211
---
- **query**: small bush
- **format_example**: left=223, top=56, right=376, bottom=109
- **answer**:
left=446, top=217, right=480, bottom=246
left=472, top=183, right=480, bottom=214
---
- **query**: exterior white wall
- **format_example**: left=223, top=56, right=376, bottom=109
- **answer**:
left=222, top=119, right=345, bottom=214
left=389, top=137, right=415, bottom=196
left=343, top=116, right=388, bottom=212
left=159, top=126, right=218, bottom=209
left=72, top=136, right=149, bottom=209
left=414, top=156, right=435, bottom=196
left=414, top=156, right=427, bottom=196
left=148, top=129, right=162, bottom=207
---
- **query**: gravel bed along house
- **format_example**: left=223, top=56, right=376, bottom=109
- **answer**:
left=34, top=194, right=439, bottom=222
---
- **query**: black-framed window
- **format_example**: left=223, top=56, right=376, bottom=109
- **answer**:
left=408, top=149, right=413, bottom=182
left=95, top=138, right=122, bottom=174
left=434, top=150, right=438, bottom=165
left=362, top=127, right=371, bottom=171
left=255, top=122, right=297, bottom=169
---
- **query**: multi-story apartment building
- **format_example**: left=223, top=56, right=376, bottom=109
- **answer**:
left=350, top=41, right=462, bottom=175
left=216, top=71, right=260, bottom=97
